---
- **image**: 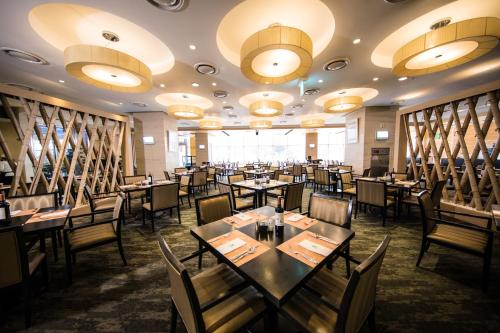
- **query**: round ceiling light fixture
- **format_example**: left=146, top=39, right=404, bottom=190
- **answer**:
left=145, top=0, right=187, bottom=11
left=324, top=96, right=363, bottom=113
left=392, top=17, right=500, bottom=76
left=195, top=62, right=219, bottom=75
left=323, top=58, right=349, bottom=71
left=199, top=119, right=222, bottom=129
left=64, top=45, right=152, bottom=92
left=249, top=119, right=272, bottom=129
left=241, top=24, right=313, bottom=84
left=169, top=105, right=204, bottom=120
left=301, top=118, right=325, bottom=128
left=249, top=100, right=284, bottom=117
left=1, top=47, right=49, bottom=65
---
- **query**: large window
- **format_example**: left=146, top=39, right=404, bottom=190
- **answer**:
left=208, top=129, right=306, bottom=163
left=317, top=128, right=345, bottom=162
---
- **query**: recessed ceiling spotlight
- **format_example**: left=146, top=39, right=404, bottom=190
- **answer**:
left=398, top=76, right=408, bottom=81
left=132, top=102, right=148, bottom=107
left=353, top=38, right=361, bottom=44
left=211, top=82, right=217, bottom=86
left=285, top=113, right=294, bottom=117
left=1, top=47, right=49, bottom=65
left=223, top=105, right=234, bottom=111
left=430, top=17, right=452, bottom=30
left=338, top=91, right=346, bottom=95
left=192, top=82, right=200, bottom=87
left=304, top=88, right=320, bottom=95
left=160, top=83, right=165, bottom=88
left=119, top=102, right=123, bottom=105
left=292, top=103, right=304, bottom=109
left=58, top=79, right=65, bottom=83
left=213, top=90, right=228, bottom=98
left=301, top=98, right=306, bottom=102
left=194, top=63, right=219, bottom=75
left=145, top=0, right=187, bottom=11
left=189, top=44, right=196, bottom=50
left=262, top=93, right=270, bottom=97
left=228, top=114, right=237, bottom=118
left=102, top=31, right=120, bottom=43
left=182, top=94, right=189, bottom=99
left=323, top=58, right=350, bottom=72
left=318, top=79, right=324, bottom=83
left=222, top=101, right=227, bottom=104
left=372, top=77, right=379, bottom=81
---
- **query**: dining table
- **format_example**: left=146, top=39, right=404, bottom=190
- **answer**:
left=232, top=179, right=288, bottom=208
left=190, top=206, right=355, bottom=311
left=119, top=180, right=176, bottom=215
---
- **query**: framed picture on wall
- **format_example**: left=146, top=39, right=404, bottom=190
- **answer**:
left=346, top=118, right=358, bottom=143
left=167, top=130, right=178, bottom=152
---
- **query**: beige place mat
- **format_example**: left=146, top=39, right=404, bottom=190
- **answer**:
left=25, top=209, right=70, bottom=224
left=276, top=231, right=338, bottom=268
left=11, top=208, right=39, bottom=217
left=208, top=230, right=270, bottom=267
left=222, top=211, right=266, bottom=228
left=284, top=212, right=318, bottom=230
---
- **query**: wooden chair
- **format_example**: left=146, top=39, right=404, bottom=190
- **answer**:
left=266, top=174, right=293, bottom=198
left=416, top=190, right=494, bottom=291
left=272, top=169, right=284, bottom=180
left=339, top=172, right=356, bottom=198
left=228, top=174, right=254, bottom=198
left=362, top=168, right=371, bottom=177
left=267, top=182, right=304, bottom=212
left=157, top=236, right=266, bottom=333
left=123, top=175, right=146, bottom=213
left=192, top=171, right=208, bottom=195
left=179, top=175, right=191, bottom=207
left=338, top=165, right=353, bottom=172
left=163, top=171, right=171, bottom=181
left=306, top=166, right=315, bottom=188
left=81, top=184, right=118, bottom=215
left=292, top=164, right=303, bottom=182
left=64, top=193, right=126, bottom=285
left=142, top=183, right=181, bottom=232
left=0, top=225, right=48, bottom=328
left=207, top=167, right=217, bottom=189
left=402, top=179, right=446, bottom=214
left=307, top=193, right=353, bottom=276
left=195, top=193, right=233, bottom=268
left=355, top=179, right=396, bottom=226
left=314, top=169, right=335, bottom=193
left=218, top=182, right=254, bottom=211
left=281, top=235, right=391, bottom=333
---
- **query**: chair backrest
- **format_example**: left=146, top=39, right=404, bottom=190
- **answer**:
left=306, top=166, right=314, bottom=176
left=314, top=169, right=330, bottom=185
left=208, top=167, right=216, bottom=176
left=174, top=167, right=187, bottom=174
left=158, top=236, right=203, bottom=333
left=308, top=193, right=352, bottom=228
left=151, top=183, right=180, bottom=212
left=163, top=171, right=171, bottom=181
left=292, top=164, right=302, bottom=176
left=430, top=180, right=446, bottom=208
left=273, top=169, right=284, bottom=180
left=339, top=165, right=353, bottom=171
left=124, top=175, right=146, bottom=185
left=340, top=172, right=353, bottom=190
left=393, top=172, right=408, bottom=181
left=356, top=180, right=386, bottom=207
left=196, top=193, right=232, bottom=226
left=417, top=190, right=436, bottom=235
left=284, top=182, right=304, bottom=211
left=180, top=175, right=191, bottom=188
left=278, top=174, right=293, bottom=183
left=111, top=193, right=125, bottom=233
left=7, top=192, right=58, bottom=211
left=192, top=171, right=207, bottom=186
left=362, top=169, right=371, bottom=177
left=337, top=235, right=390, bottom=333
left=0, top=226, right=29, bottom=289
left=228, top=174, right=244, bottom=184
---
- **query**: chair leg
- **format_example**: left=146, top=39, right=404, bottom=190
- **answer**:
left=198, top=241, right=203, bottom=269
left=416, top=239, right=427, bottom=267
left=151, top=211, right=155, bottom=232
left=64, top=233, right=72, bottom=285
left=345, top=245, right=351, bottom=278
left=482, top=252, right=491, bottom=292
left=51, top=231, right=59, bottom=262
left=354, top=201, right=358, bottom=219
left=368, top=308, right=376, bottom=333
left=170, top=299, right=178, bottom=333
left=142, top=208, right=145, bottom=225
left=187, top=195, right=191, bottom=208
left=117, top=238, right=127, bottom=265
left=177, top=206, right=181, bottom=224
left=24, top=284, right=32, bottom=328
left=382, top=209, right=386, bottom=227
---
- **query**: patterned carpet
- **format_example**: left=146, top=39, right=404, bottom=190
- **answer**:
left=1, top=186, right=499, bottom=333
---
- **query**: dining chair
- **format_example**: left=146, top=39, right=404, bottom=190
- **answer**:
left=307, top=193, right=353, bottom=276
left=142, top=183, right=181, bottom=232
left=402, top=179, right=446, bottom=214
left=192, top=171, right=208, bottom=195
left=163, top=171, right=171, bottom=181
left=195, top=193, right=233, bottom=268
left=228, top=174, right=254, bottom=198
left=338, top=165, right=353, bottom=172
left=0, top=225, right=48, bottom=328
left=306, top=166, right=315, bottom=188
left=64, top=193, right=126, bottom=285
left=267, top=182, right=305, bottom=212
left=272, top=169, right=284, bottom=180
left=416, top=190, right=494, bottom=291
left=266, top=174, right=293, bottom=198
left=355, top=179, right=396, bottom=226
left=82, top=184, right=118, bottom=215
left=218, top=182, right=254, bottom=211
left=362, top=168, right=371, bottom=177
left=123, top=175, right=146, bottom=213
left=179, top=175, right=191, bottom=207
left=339, top=172, right=356, bottom=198
left=292, top=164, right=303, bottom=182
left=207, top=167, right=217, bottom=189
left=281, top=235, right=390, bottom=333
left=314, top=169, right=335, bottom=193
left=157, top=236, right=267, bottom=333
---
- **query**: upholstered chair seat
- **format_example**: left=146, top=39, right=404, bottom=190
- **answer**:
left=427, top=224, right=488, bottom=253
left=235, top=197, right=254, bottom=210
left=68, top=223, right=117, bottom=250
left=218, top=183, right=255, bottom=212
left=94, top=196, right=117, bottom=209
left=142, top=183, right=181, bottom=231
left=343, top=187, right=356, bottom=195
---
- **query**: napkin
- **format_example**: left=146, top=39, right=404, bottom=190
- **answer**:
left=287, top=213, right=305, bottom=222
left=216, top=238, right=246, bottom=255
left=298, top=239, right=332, bottom=257
left=234, top=213, right=252, bottom=221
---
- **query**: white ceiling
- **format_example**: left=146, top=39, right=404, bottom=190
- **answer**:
left=0, top=0, right=499, bottom=129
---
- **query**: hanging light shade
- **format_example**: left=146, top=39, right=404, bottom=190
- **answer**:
left=241, top=24, right=313, bottom=84
left=199, top=119, right=222, bottom=129
left=249, top=100, right=283, bottom=117
left=249, top=120, right=272, bottom=129
left=301, top=118, right=325, bottom=128
left=324, top=96, right=363, bottom=113
left=64, top=44, right=152, bottom=92
left=169, top=105, right=204, bottom=120
left=392, top=17, right=500, bottom=77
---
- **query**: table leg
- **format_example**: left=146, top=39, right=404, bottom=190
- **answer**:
left=257, top=191, right=264, bottom=208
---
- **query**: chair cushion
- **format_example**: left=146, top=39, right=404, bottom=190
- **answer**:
left=207, top=177, right=215, bottom=182
left=267, top=189, right=284, bottom=197
left=239, top=189, right=255, bottom=197
left=306, top=268, right=348, bottom=310
left=69, top=223, right=117, bottom=250
left=344, top=188, right=356, bottom=195
left=203, top=286, right=265, bottom=333
left=94, top=197, right=116, bottom=210
left=192, top=263, right=245, bottom=306
left=402, top=195, right=418, bottom=205
left=179, top=190, right=189, bottom=197
left=428, top=224, right=488, bottom=253
left=28, top=252, right=46, bottom=276
left=70, top=204, right=91, bottom=217
left=235, top=198, right=253, bottom=210
left=128, top=191, right=146, bottom=199
left=282, top=288, right=338, bottom=333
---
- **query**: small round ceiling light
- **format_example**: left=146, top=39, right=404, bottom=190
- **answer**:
left=301, top=118, right=325, bottom=128
left=213, top=90, right=228, bottom=98
left=241, top=24, right=313, bottom=84
left=249, top=100, right=284, bottom=117
left=223, top=105, right=234, bottom=111
left=1, top=47, right=48, bottom=65
left=392, top=17, right=500, bottom=76
left=146, top=0, right=187, bottom=11
left=324, top=96, right=363, bottom=113
left=169, top=105, right=204, bottom=120
left=304, top=88, right=320, bottom=95
left=191, top=82, right=200, bottom=87
left=353, top=38, right=361, bottom=44
left=323, top=58, right=349, bottom=71
left=64, top=45, right=152, bottom=92
left=199, top=119, right=222, bottom=129
left=194, top=62, right=219, bottom=75
left=249, top=119, right=272, bottom=129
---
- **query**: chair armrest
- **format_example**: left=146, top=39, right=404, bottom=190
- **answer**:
left=199, top=281, right=250, bottom=312
left=94, top=192, right=119, bottom=199
left=436, top=208, right=492, bottom=221
left=69, top=208, right=113, bottom=219
left=66, top=218, right=119, bottom=231
left=430, top=217, right=494, bottom=234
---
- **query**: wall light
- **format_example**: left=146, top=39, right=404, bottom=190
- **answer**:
left=309, top=143, right=316, bottom=148
left=198, top=144, right=206, bottom=149
left=143, top=136, right=155, bottom=144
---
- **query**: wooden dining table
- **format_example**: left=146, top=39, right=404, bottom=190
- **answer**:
left=232, top=179, right=288, bottom=208
left=190, top=206, right=355, bottom=309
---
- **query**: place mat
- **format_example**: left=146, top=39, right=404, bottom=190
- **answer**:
left=119, top=184, right=136, bottom=190
left=284, top=212, right=318, bottom=230
left=276, top=231, right=338, bottom=268
left=11, top=208, right=39, bottom=217
left=207, top=230, right=270, bottom=267
left=25, top=209, right=70, bottom=224
left=222, top=211, right=266, bottom=228
left=395, top=180, right=419, bottom=187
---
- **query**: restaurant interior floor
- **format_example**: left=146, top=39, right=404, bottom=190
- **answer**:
left=1, top=187, right=499, bottom=333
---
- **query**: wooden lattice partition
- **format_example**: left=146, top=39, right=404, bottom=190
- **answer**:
left=0, top=84, right=129, bottom=206
left=403, top=89, right=500, bottom=211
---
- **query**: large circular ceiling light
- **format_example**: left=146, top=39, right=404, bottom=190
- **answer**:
left=199, top=119, right=222, bottom=129
left=315, top=88, right=378, bottom=113
left=169, top=105, right=204, bottom=120
left=249, top=100, right=284, bottom=117
left=249, top=120, right=272, bottom=129
left=301, top=118, right=325, bottom=128
left=241, top=24, right=312, bottom=84
left=324, top=96, right=363, bottom=113
left=64, top=45, right=152, bottom=92
left=393, top=17, right=500, bottom=76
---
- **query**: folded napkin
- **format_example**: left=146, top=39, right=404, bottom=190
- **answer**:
left=298, top=239, right=332, bottom=257
left=216, top=238, right=246, bottom=255
left=287, top=213, right=305, bottom=222
left=234, top=213, right=252, bottom=221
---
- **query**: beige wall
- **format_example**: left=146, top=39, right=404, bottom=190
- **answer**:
left=344, top=108, right=366, bottom=174
left=305, top=132, right=318, bottom=160
left=194, top=132, right=208, bottom=165
left=133, top=118, right=146, bottom=175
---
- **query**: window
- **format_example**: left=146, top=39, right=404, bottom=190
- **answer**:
left=317, top=128, right=346, bottom=162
